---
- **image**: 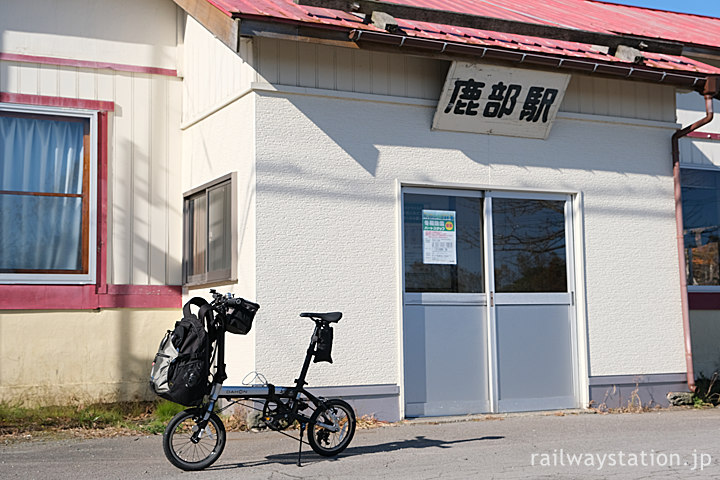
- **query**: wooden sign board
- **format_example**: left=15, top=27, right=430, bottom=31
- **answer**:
left=433, top=62, right=571, bottom=139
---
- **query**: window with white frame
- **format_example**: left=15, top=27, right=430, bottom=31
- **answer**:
left=0, top=105, right=97, bottom=284
left=183, top=173, right=236, bottom=285
left=682, top=167, right=720, bottom=287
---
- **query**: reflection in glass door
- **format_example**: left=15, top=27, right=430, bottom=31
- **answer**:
left=489, top=195, right=576, bottom=412
left=402, top=190, right=489, bottom=416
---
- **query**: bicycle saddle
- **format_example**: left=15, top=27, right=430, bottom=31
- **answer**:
left=300, top=312, right=342, bottom=323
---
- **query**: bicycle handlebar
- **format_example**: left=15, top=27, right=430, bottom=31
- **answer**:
left=226, top=297, right=245, bottom=307
left=209, top=289, right=246, bottom=308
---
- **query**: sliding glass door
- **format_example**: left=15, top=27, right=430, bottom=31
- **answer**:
left=402, top=188, right=577, bottom=416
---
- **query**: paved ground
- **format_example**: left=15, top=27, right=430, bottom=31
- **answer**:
left=3, top=408, right=720, bottom=479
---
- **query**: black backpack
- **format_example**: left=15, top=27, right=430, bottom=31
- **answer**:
left=150, top=298, right=215, bottom=406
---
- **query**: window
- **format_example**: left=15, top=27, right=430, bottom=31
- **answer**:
left=492, top=198, right=567, bottom=293
left=682, top=168, right=720, bottom=287
left=0, top=105, right=97, bottom=283
left=183, top=173, right=236, bottom=285
left=403, top=192, right=484, bottom=293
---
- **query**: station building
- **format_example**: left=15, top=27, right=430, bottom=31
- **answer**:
left=2, top=0, right=720, bottom=420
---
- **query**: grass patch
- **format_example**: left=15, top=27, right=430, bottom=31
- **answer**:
left=1, top=400, right=394, bottom=442
left=0, top=400, right=186, bottom=440
left=694, top=373, right=720, bottom=407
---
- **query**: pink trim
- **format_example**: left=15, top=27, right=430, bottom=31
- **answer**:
left=100, top=285, right=183, bottom=308
left=97, top=112, right=109, bottom=294
left=687, top=131, right=720, bottom=141
left=689, top=292, right=720, bottom=310
left=0, top=92, right=115, bottom=112
left=0, top=285, right=182, bottom=310
left=0, top=52, right=178, bottom=77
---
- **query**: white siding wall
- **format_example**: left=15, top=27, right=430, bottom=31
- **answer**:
left=0, top=0, right=183, bottom=286
left=677, top=92, right=720, bottom=168
left=255, top=38, right=446, bottom=100
left=0, top=0, right=179, bottom=70
left=108, top=70, right=183, bottom=285
left=254, top=37, right=676, bottom=123
left=677, top=92, right=720, bottom=133
left=563, top=75, right=676, bottom=123
left=182, top=16, right=255, bottom=125
left=679, top=136, right=720, bottom=168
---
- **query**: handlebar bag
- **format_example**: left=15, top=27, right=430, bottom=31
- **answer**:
left=225, top=298, right=259, bottom=335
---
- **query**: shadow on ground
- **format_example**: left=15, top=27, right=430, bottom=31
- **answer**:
left=208, top=435, right=505, bottom=471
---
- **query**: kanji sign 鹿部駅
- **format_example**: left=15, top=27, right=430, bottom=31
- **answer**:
left=433, top=63, right=570, bottom=139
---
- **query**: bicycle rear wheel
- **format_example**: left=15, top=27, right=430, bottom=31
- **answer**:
left=307, top=399, right=356, bottom=456
left=162, top=408, right=226, bottom=471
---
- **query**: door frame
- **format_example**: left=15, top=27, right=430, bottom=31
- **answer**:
left=484, top=191, right=578, bottom=412
left=398, top=183, right=589, bottom=416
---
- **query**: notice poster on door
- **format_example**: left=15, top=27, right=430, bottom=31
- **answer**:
left=422, top=210, right=457, bottom=265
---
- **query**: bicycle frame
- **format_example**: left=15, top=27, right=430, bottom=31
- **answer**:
left=197, top=311, right=335, bottom=431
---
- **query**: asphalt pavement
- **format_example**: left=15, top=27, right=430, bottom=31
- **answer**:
left=3, top=408, right=720, bottom=479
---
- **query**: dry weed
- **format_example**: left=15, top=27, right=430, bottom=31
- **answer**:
left=588, top=384, right=660, bottom=414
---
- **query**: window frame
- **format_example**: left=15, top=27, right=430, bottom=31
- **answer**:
left=182, top=172, right=237, bottom=286
left=681, top=164, right=720, bottom=293
left=0, top=103, right=98, bottom=284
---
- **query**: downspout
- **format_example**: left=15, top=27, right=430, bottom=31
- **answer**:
left=671, top=75, right=720, bottom=392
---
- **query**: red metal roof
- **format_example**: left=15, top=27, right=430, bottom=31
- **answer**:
left=206, top=0, right=720, bottom=75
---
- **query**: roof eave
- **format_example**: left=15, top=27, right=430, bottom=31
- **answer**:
left=173, top=0, right=717, bottom=92
left=349, top=29, right=709, bottom=90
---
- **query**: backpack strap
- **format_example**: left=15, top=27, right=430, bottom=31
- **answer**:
left=198, top=303, right=216, bottom=342
left=183, top=296, right=217, bottom=340
left=183, top=297, right=209, bottom=319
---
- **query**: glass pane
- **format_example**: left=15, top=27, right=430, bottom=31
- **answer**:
left=0, top=194, right=82, bottom=271
left=208, top=183, right=231, bottom=273
left=188, top=194, right=207, bottom=277
left=0, top=115, right=85, bottom=194
left=492, top=199, right=567, bottom=293
left=404, top=193, right=484, bottom=293
left=682, top=169, right=720, bottom=286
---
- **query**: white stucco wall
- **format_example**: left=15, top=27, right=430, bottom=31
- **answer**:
left=177, top=24, right=687, bottom=398
left=251, top=85, right=686, bottom=388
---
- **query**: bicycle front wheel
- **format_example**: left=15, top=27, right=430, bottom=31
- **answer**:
left=162, top=408, right=226, bottom=471
left=308, top=399, right=356, bottom=456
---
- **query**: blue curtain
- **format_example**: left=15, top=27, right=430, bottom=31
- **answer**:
left=0, top=115, right=85, bottom=271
